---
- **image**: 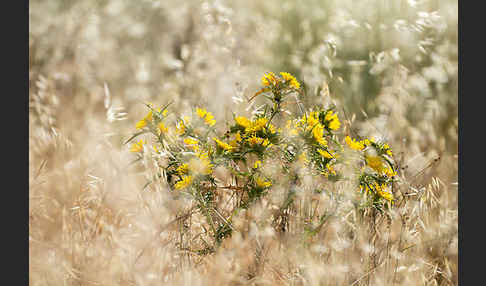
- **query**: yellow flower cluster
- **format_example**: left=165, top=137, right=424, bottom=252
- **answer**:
left=196, top=108, right=216, bottom=126
left=230, top=115, right=276, bottom=152
left=158, top=122, right=168, bottom=134
left=245, top=117, right=271, bottom=134
left=229, top=131, right=242, bottom=147
left=261, top=72, right=300, bottom=90
left=135, top=103, right=169, bottom=130
left=188, top=156, right=213, bottom=175
left=255, top=177, right=272, bottom=188
left=247, top=135, right=271, bottom=147
left=175, top=175, right=193, bottom=190
left=184, top=137, right=199, bottom=151
left=345, top=136, right=366, bottom=151
left=317, top=148, right=334, bottom=159
left=280, top=72, right=300, bottom=89
left=136, top=110, right=153, bottom=129
left=213, top=137, right=234, bottom=151
left=176, top=163, right=189, bottom=175
left=235, top=116, right=251, bottom=128
left=382, top=143, right=393, bottom=157
left=253, top=160, right=262, bottom=169
left=321, top=164, right=337, bottom=177
left=128, top=73, right=397, bottom=211
left=365, top=155, right=396, bottom=177
left=360, top=182, right=394, bottom=203
left=173, top=151, right=213, bottom=190
left=324, top=110, right=341, bottom=131
left=130, top=139, right=145, bottom=153
left=176, top=116, right=190, bottom=135
left=261, top=72, right=278, bottom=87
left=299, top=112, right=327, bottom=146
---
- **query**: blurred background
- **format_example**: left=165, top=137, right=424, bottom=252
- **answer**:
left=29, top=0, right=457, bottom=284
left=29, top=0, right=457, bottom=181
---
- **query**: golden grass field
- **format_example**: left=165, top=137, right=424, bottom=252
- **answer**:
left=29, top=0, right=457, bottom=285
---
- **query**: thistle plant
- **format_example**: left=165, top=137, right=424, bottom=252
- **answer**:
left=128, top=72, right=398, bottom=251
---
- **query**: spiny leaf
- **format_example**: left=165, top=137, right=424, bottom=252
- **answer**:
left=124, top=131, right=149, bottom=145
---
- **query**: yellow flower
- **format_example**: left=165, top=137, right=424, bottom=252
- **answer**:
left=300, top=111, right=327, bottom=145
left=280, top=72, right=300, bottom=89
left=327, top=164, right=336, bottom=175
left=196, top=108, right=207, bottom=118
left=235, top=116, right=251, bottom=128
left=176, top=117, right=189, bottom=135
left=316, top=137, right=327, bottom=147
left=245, top=118, right=268, bottom=133
left=136, top=119, right=147, bottom=129
left=317, top=149, right=333, bottom=159
left=204, top=112, right=216, bottom=126
left=382, top=144, right=393, bottom=156
left=268, top=123, right=277, bottom=134
left=247, top=135, right=270, bottom=147
left=213, top=137, right=234, bottom=151
left=312, top=124, right=327, bottom=146
left=162, top=109, right=168, bottom=117
left=158, top=122, right=168, bottom=134
left=184, top=137, right=199, bottom=151
left=253, top=160, right=262, bottom=169
left=345, top=136, right=365, bottom=151
left=321, top=164, right=337, bottom=177
left=175, top=175, right=193, bottom=190
left=184, top=137, right=199, bottom=146
left=145, top=110, right=153, bottom=120
left=256, top=177, right=272, bottom=188
left=246, top=136, right=259, bottom=145
left=196, top=151, right=210, bottom=159
left=197, top=108, right=216, bottom=126
left=365, top=155, right=396, bottom=177
left=136, top=111, right=153, bottom=129
left=301, top=112, right=319, bottom=131
left=360, top=183, right=372, bottom=195
left=383, top=166, right=397, bottom=177
left=176, top=163, right=189, bottom=175
left=229, top=131, right=242, bottom=147
left=366, top=155, right=385, bottom=173
left=361, top=182, right=391, bottom=200
left=376, top=185, right=394, bottom=202
left=325, top=111, right=341, bottom=131
left=261, top=72, right=277, bottom=86
left=188, top=157, right=213, bottom=175
left=235, top=131, right=242, bottom=142
left=130, top=139, right=145, bottom=153
left=279, top=72, right=293, bottom=81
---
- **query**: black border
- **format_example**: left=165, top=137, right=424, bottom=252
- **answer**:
left=459, top=0, right=482, bottom=284
left=11, top=0, right=29, bottom=284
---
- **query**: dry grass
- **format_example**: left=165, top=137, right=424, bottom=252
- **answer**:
left=29, top=0, right=457, bottom=285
